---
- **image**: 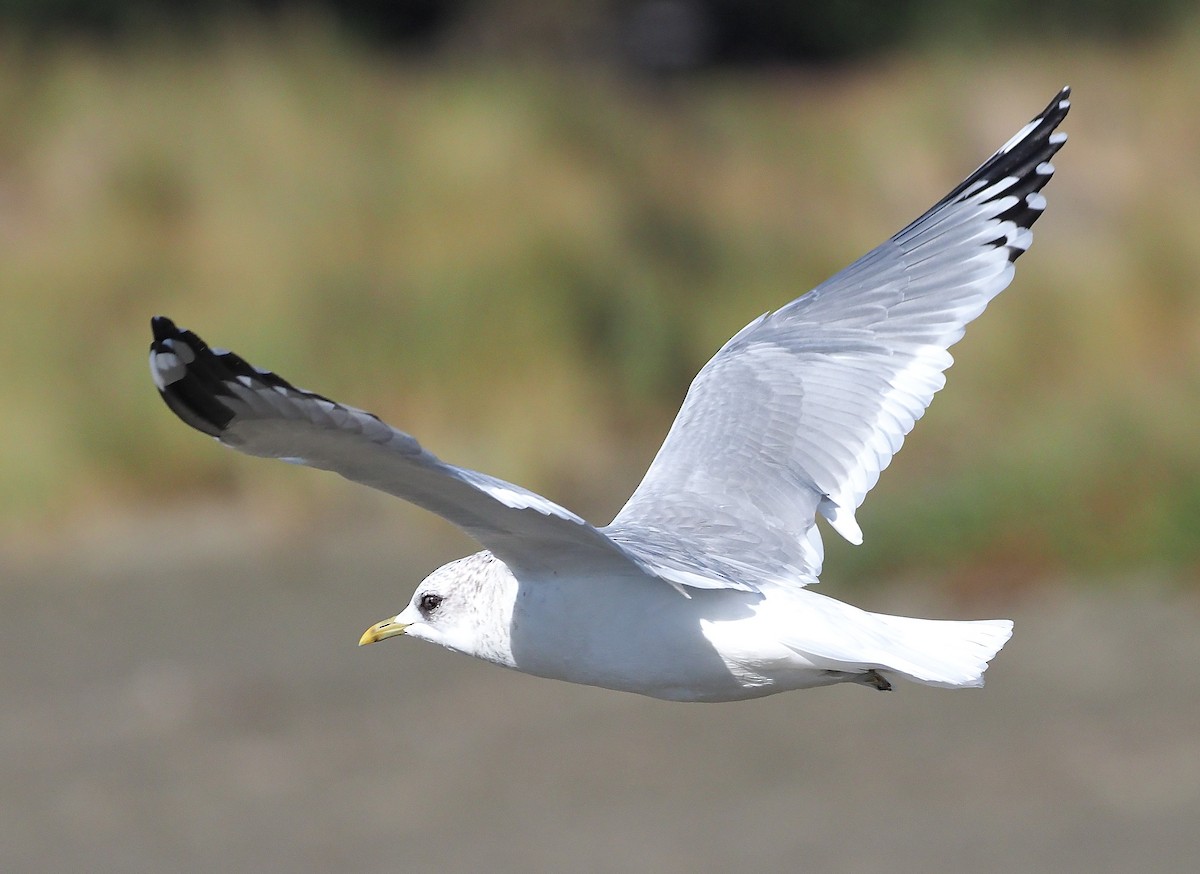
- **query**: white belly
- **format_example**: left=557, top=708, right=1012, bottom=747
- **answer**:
left=504, top=575, right=842, bottom=702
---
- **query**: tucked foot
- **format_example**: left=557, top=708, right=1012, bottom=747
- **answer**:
left=859, top=670, right=892, bottom=691
left=821, top=669, right=894, bottom=691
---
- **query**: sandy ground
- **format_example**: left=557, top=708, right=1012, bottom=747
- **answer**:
left=3, top=511, right=1198, bottom=873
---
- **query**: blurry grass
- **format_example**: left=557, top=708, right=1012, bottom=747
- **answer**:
left=1, top=21, right=1199, bottom=584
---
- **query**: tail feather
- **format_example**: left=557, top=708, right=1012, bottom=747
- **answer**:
left=869, top=614, right=1014, bottom=688
left=776, top=590, right=1014, bottom=689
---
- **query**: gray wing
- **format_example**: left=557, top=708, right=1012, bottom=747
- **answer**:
left=149, top=317, right=664, bottom=584
left=605, top=87, right=1071, bottom=591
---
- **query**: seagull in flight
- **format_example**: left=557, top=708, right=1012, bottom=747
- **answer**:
left=149, top=87, right=1069, bottom=701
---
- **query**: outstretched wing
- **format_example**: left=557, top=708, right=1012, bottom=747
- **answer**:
left=606, top=87, right=1070, bottom=590
left=148, top=317, right=693, bottom=586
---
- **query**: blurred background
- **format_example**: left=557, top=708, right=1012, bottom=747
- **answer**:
left=2, top=2, right=1198, bottom=872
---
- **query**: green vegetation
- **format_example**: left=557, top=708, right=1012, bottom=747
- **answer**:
left=2, top=22, right=1198, bottom=584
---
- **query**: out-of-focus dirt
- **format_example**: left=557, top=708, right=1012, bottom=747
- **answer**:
left=3, top=511, right=1198, bottom=873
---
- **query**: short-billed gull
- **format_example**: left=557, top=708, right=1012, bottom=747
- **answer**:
left=149, top=87, right=1069, bottom=701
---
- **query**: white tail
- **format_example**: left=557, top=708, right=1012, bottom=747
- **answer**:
left=869, top=614, right=1014, bottom=688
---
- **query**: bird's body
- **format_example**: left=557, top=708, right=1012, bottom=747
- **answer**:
left=400, top=551, right=1011, bottom=701
left=149, top=87, right=1070, bottom=702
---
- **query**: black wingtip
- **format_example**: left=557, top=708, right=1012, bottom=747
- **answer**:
left=150, top=315, right=178, bottom=345
left=922, top=85, right=1070, bottom=248
left=1044, top=85, right=1071, bottom=125
left=149, top=316, right=345, bottom=441
left=148, top=316, right=237, bottom=437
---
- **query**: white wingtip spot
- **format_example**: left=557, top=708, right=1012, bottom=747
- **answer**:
left=1025, top=191, right=1047, bottom=211
left=150, top=350, right=185, bottom=389
left=170, top=339, right=196, bottom=365
left=1049, top=131, right=1068, bottom=145
left=1011, top=226, right=1033, bottom=252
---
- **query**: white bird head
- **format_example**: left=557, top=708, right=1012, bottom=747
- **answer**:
left=358, top=551, right=517, bottom=666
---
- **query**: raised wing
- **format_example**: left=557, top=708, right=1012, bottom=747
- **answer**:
left=606, top=87, right=1070, bottom=590
left=148, top=317, right=668, bottom=584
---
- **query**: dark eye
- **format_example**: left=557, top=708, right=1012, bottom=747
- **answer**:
left=418, top=593, right=443, bottom=615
